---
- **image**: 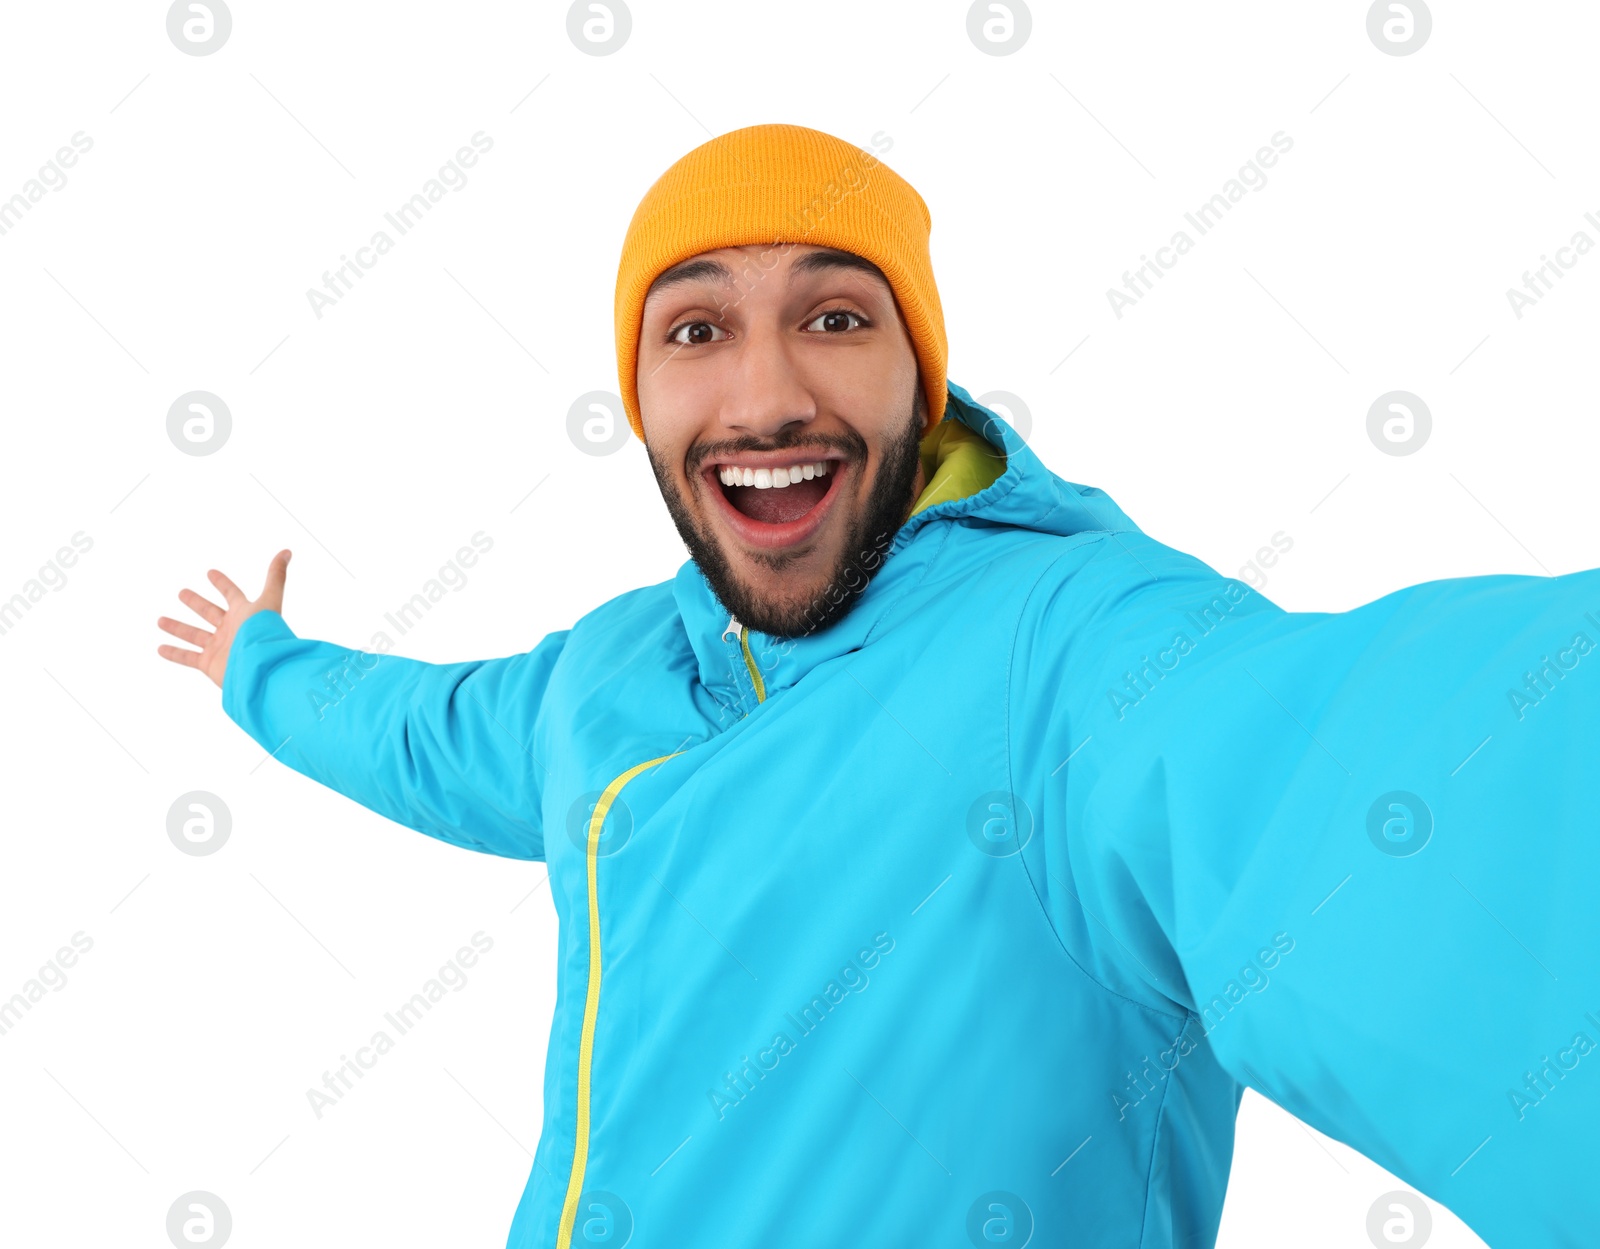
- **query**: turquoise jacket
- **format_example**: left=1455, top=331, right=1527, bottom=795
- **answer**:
left=223, top=381, right=1600, bottom=1248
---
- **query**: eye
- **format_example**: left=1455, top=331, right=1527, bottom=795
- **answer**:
left=804, top=308, right=869, bottom=333
left=667, top=319, right=730, bottom=346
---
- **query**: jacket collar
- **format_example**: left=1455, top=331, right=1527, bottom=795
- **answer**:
left=670, top=379, right=1139, bottom=715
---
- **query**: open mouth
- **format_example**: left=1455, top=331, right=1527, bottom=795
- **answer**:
left=701, top=454, right=847, bottom=550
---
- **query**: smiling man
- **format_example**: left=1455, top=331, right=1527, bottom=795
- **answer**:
left=161, top=124, right=1600, bottom=1249
left=636, top=241, right=932, bottom=638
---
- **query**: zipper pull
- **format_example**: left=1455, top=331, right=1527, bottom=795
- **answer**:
left=720, top=613, right=767, bottom=705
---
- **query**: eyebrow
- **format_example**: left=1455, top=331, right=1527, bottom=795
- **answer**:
left=645, top=247, right=889, bottom=299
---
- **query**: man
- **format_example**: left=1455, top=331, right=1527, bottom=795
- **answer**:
left=158, top=124, right=1599, bottom=1248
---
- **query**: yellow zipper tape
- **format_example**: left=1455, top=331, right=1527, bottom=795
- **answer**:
left=739, top=627, right=767, bottom=704
left=555, top=751, right=679, bottom=1249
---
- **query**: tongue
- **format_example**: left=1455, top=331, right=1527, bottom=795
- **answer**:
left=731, top=477, right=829, bottom=525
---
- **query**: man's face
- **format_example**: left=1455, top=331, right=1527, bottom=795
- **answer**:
left=637, top=243, right=927, bottom=639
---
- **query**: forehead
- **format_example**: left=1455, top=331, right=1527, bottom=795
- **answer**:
left=644, top=244, right=890, bottom=303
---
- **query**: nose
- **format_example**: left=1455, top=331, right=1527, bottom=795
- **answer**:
left=718, top=320, right=816, bottom=440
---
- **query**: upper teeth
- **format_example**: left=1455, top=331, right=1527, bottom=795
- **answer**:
left=719, top=461, right=832, bottom=489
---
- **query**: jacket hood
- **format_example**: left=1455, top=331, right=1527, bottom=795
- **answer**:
left=671, top=379, right=1144, bottom=713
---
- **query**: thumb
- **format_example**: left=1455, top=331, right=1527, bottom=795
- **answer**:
left=258, top=548, right=291, bottom=613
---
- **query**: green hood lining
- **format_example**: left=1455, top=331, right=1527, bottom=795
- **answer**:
left=909, top=415, right=1007, bottom=517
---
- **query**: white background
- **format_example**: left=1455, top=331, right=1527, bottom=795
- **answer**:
left=3, top=1, right=1596, bottom=1245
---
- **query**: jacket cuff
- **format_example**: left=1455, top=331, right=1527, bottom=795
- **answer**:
left=220, top=609, right=297, bottom=726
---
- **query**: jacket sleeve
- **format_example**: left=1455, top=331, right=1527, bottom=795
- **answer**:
left=1012, top=531, right=1600, bottom=1249
left=220, top=609, right=567, bottom=861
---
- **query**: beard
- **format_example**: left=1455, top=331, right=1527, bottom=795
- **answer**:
left=647, top=386, right=928, bottom=640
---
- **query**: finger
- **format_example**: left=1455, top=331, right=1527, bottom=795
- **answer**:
left=157, top=616, right=211, bottom=647
left=179, top=588, right=225, bottom=626
left=258, top=548, right=292, bottom=611
left=157, top=644, right=203, bottom=669
left=208, top=568, right=247, bottom=608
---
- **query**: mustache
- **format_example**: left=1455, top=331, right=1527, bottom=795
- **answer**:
left=687, top=429, right=866, bottom=474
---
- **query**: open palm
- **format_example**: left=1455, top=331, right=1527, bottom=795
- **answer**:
left=158, top=550, right=292, bottom=689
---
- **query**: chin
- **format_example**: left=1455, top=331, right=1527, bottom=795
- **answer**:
left=729, top=563, right=828, bottom=611
left=727, top=533, right=842, bottom=578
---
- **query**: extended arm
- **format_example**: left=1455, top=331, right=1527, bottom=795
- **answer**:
left=159, top=552, right=565, bottom=860
left=222, top=610, right=565, bottom=860
left=1014, top=532, right=1600, bottom=1248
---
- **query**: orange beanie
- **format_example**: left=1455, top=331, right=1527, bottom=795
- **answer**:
left=613, top=123, right=948, bottom=442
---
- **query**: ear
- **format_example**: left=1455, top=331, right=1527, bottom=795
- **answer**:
left=914, top=371, right=933, bottom=430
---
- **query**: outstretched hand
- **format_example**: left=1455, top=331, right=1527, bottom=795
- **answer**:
left=158, top=550, right=292, bottom=689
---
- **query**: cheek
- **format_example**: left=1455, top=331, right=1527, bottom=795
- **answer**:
left=641, top=420, right=695, bottom=488
left=639, top=349, right=722, bottom=420
left=637, top=377, right=700, bottom=447
left=816, top=336, right=916, bottom=408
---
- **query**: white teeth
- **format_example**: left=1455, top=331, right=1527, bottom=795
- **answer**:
left=719, top=460, right=833, bottom=487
